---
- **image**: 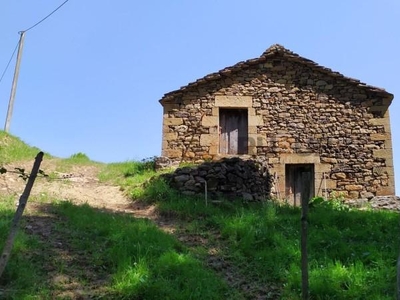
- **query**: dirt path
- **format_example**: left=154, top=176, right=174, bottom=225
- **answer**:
left=0, top=159, right=165, bottom=298
left=0, top=159, right=157, bottom=219
left=0, top=159, right=280, bottom=299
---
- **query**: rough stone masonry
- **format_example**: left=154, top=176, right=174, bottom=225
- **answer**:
left=158, top=44, right=395, bottom=201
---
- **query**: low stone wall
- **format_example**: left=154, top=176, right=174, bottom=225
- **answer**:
left=348, top=195, right=400, bottom=211
left=161, top=157, right=272, bottom=201
left=154, top=156, right=180, bottom=170
left=156, top=156, right=399, bottom=211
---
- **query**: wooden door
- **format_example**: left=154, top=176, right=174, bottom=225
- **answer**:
left=219, top=109, right=248, bottom=154
left=285, top=164, right=314, bottom=206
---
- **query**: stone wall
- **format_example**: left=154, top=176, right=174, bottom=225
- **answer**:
left=160, top=52, right=394, bottom=199
left=162, top=157, right=272, bottom=201
left=348, top=195, right=400, bottom=211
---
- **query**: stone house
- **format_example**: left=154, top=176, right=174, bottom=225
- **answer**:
left=159, top=44, right=395, bottom=204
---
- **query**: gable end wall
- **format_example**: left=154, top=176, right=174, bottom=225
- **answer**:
left=161, top=59, right=395, bottom=199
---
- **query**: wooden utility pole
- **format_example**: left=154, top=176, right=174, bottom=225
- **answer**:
left=4, top=31, right=26, bottom=132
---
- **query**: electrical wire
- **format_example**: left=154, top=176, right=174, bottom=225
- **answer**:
left=23, top=0, right=70, bottom=32
left=0, top=41, right=19, bottom=85
left=1, top=0, right=70, bottom=84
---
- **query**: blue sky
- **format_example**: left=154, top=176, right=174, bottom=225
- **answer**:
left=1, top=1, right=399, bottom=192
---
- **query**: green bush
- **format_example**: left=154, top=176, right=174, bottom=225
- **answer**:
left=68, top=152, right=91, bottom=162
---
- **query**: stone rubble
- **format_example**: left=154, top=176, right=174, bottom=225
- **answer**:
left=161, top=157, right=272, bottom=201
left=348, top=195, right=400, bottom=211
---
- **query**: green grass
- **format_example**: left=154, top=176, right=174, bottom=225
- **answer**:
left=98, top=159, right=161, bottom=195
left=0, top=198, right=235, bottom=299
left=50, top=201, right=234, bottom=299
left=1, top=133, right=399, bottom=299
left=63, top=152, right=92, bottom=164
left=0, top=196, right=48, bottom=299
left=138, top=178, right=400, bottom=299
left=0, top=131, right=50, bottom=163
left=52, top=152, right=102, bottom=174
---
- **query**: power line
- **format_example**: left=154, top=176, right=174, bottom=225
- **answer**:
left=1, top=0, right=71, bottom=84
left=0, top=41, right=19, bottom=85
left=24, top=0, right=70, bottom=32
left=1, top=0, right=70, bottom=132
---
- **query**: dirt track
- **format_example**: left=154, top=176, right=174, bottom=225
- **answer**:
left=0, top=159, right=158, bottom=219
left=0, top=159, right=281, bottom=299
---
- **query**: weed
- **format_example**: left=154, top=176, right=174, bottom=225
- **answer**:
left=310, top=196, right=350, bottom=211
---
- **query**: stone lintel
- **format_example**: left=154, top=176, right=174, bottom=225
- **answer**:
left=279, top=153, right=321, bottom=164
left=215, top=95, right=252, bottom=107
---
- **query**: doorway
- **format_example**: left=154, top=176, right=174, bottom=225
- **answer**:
left=219, top=108, right=248, bottom=155
left=285, top=164, right=315, bottom=206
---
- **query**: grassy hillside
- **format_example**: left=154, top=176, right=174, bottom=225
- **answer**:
left=0, top=131, right=50, bottom=163
left=0, top=132, right=399, bottom=299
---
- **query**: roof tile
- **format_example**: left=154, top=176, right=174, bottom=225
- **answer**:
left=160, top=44, right=393, bottom=103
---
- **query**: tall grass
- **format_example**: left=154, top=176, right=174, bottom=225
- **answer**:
left=0, top=196, right=47, bottom=299
left=1, top=132, right=398, bottom=299
left=98, top=159, right=159, bottom=194
left=139, top=178, right=400, bottom=299
left=0, top=131, right=49, bottom=163
left=53, top=201, right=235, bottom=299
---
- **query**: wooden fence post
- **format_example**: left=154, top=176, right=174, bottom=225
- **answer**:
left=397, top=253, right=400, bottom=299
left=301, top=172, right=310, bottom=300
left=0, top=152, right=44, bottom=278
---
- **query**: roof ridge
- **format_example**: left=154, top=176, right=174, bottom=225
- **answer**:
left=261, top=44, right=295, bottom=57
left=160, top=44, right=393, bottom=103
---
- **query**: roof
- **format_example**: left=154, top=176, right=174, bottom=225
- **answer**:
left=159, top=44, right=393, bottom=104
